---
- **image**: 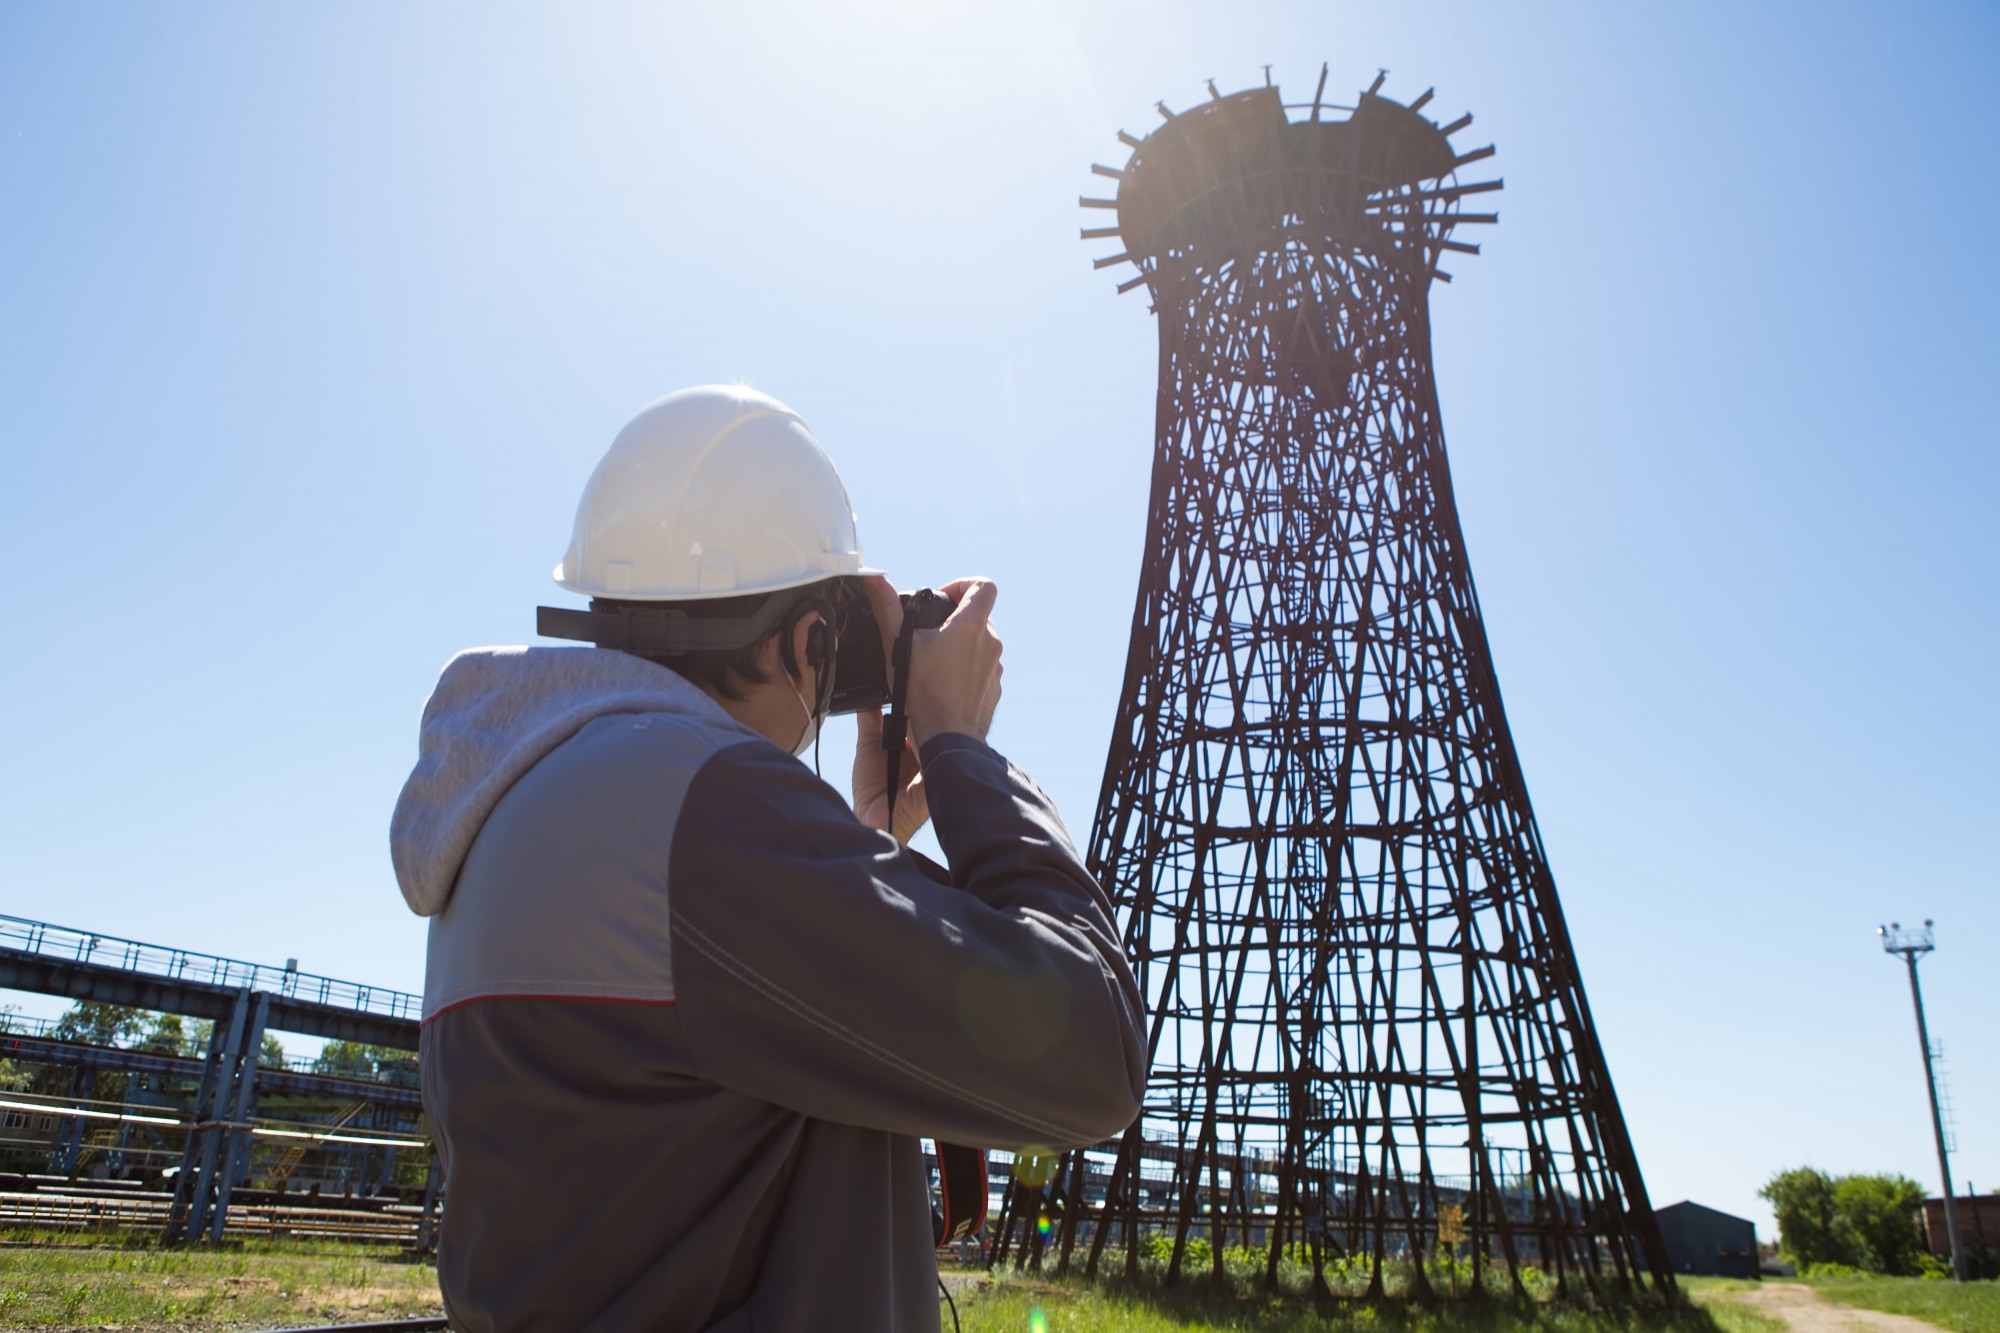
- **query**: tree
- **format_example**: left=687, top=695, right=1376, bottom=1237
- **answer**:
left=137, top=1012, right=191, bottom=1056
left=1834, top=1174, right=1927, bottom=1276
left=0, top=1007, right=28, bottom=1090
left=313, top=1041, right=410, bottom=1079
left=314, top=1041, right=374, bottom=1077
left=1761, top=1167, right=1934, bottom=1274
left=259, top=1033, right=289, bottom=1069
left=1760, top=1167, right=1846, bottom=1266
left=50, top=1001, right=145, bottom=1048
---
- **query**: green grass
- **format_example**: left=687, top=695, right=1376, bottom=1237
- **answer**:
left=957, top=1270, right=1731, bottom=1333
left=1676, top=1278, right=1786, bottom=1333
left=1802, top=1274, right=2000, bottom=1333
left=0, top=1232, right=443, bottom=1329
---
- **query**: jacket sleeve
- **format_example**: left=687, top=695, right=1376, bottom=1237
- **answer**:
left=665, top=732, right=1145, bottom=1151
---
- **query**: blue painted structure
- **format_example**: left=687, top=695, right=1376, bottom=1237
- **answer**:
left=0, top=914, right=426, bottom=1242
left=0, top=915, right=419, bottom=1049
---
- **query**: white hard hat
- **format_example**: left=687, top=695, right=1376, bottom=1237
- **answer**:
left=555, top=385, right=867, bottom=601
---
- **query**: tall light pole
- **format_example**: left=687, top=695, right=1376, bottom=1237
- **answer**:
left=1878, top=920, right=1966, bottom=1282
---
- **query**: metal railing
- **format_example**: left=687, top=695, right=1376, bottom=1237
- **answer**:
left=0, top=915, right=422, bottom=1023
left=0, top=1025, right=419, bottom=1089
left=0, top=1013, right=63, bottom=1040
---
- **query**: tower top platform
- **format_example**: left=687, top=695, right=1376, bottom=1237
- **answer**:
left=1082, top=74, right=1499, bottom=290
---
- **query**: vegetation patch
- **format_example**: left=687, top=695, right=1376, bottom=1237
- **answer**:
left=0, top=1236, right=442, bottom=1329
left=1801, top=1274, right=2000, bottom=1333
left=959, top=1269, right=1733, bottom=1333
left=1758, top=1167, right=1952, bottom=1278
left=1675, top=1278, right=1788, bottom=1333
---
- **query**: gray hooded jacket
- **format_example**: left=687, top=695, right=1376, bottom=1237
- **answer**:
left=390, top=647, right=1144, bottom=1332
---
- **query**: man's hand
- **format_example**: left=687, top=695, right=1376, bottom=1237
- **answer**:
left=852, top=707, right=930, bottom=845
left=851, top=575, right=1003, bottom=838
left=900, top=577, right=1003, bottom=753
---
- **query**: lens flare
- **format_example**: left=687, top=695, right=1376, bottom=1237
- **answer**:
left=1028, top=1308, right=1048, bottom=1333
left=1036, top=1210, right=1052, bottom=1237
left=1013, top=1145, right=1056, bottom=1188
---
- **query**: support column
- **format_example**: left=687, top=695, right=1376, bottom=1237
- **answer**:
left=205, top=991, right=270, bottom=1241
left=49, top=1067, right=97, bottom=1175
left=164, top=1004, right=239, bottom=1241
left=164, top=988, right=266, bottom=1242
left=108, top=1075, right=142, bottom=1178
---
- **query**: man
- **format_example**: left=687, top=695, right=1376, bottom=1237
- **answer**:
left=390, top=385, right=1145, bottom=1331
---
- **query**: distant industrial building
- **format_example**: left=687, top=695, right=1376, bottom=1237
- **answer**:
left=1654, top=1201, right=1759, bottom=1279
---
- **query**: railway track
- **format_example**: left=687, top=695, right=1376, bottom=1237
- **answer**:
left=0, top=1187, right=428, bottom=1245
left=260, top=1312, right=448, bottom=1320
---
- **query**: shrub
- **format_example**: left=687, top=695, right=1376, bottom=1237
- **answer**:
left=1762, top=1167, right=1933, bottom=1275
left=1761, top=1168, right=1843, bottom=1267
left=1143, top=1233, right=1212, bottom=1271
left=1833, top=1174, right=1927, bottom=1276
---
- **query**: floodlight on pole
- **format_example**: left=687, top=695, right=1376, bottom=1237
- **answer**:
left=1878, top=919, right=1966, bottom=1282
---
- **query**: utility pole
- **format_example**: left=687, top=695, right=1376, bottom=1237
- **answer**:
left=1878, top=920, right=1965, bottom=1282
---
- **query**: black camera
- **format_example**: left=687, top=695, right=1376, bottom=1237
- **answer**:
left=827, top=585, right=957, bottom=716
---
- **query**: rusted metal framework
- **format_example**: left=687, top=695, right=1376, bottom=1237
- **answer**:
left=1016, top=72, right=1671, bottom=1296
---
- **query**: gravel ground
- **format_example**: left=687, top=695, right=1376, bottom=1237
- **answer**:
left=1734, top=1283, right=1948, bottom=1333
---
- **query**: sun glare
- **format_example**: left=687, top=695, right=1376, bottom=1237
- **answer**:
left=809, top=0, right=985, bottom=36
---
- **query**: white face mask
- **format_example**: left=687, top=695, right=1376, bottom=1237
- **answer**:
left=790, top=685, right=821, bottom=757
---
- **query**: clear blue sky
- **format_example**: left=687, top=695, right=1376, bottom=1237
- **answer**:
left=3, top=1, right=1994, bottom=1237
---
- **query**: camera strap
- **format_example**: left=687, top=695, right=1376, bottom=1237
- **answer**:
left=884, top=598, right=986, bottom=1250
left=879, top=601, right=921, bottom=830
left=909, top=851, right=989, bottom=1244
left=536, top=596, right=798, bottom=655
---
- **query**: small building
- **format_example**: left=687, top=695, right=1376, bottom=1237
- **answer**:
left=0, top=1106, right=61, bottom=1161
left=1922, top=1194, right=2000, bottom=1276
left=1654, top=1201, right=1759, bottom=1279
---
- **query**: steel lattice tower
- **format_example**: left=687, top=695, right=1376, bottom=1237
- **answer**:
left=1020, top=72, right=1671, bottom=1298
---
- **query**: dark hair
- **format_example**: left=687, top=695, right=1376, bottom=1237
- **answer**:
left=598, top=579, right=844, bottom=701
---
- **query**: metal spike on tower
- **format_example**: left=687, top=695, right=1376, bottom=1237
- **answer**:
left=1011, top=69, right=1672, bottom=1297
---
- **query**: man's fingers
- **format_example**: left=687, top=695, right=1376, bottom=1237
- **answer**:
left=937, top=577, right=997, bottom=630
left=936, top=575, right=987, bottom=602
left=855, top=708, right=884, bottom=743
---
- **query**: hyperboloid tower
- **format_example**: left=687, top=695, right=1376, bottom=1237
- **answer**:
left=1023, top=71, right=1671, bottom=1297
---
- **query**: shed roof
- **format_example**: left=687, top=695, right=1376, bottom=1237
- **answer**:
left=1656, top=1200, right=1755, bottom=1228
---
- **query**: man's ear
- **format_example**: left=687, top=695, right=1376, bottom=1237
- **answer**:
left=778, top=610, right=824, bottom=686
left=803, top=613, right=831, bottom=675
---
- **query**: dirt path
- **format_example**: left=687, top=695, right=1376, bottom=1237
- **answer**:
left=1731, top=1283, right=1945, bottom=1333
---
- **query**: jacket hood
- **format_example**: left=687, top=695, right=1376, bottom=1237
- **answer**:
left=390, top=646, right=751, bottom=916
